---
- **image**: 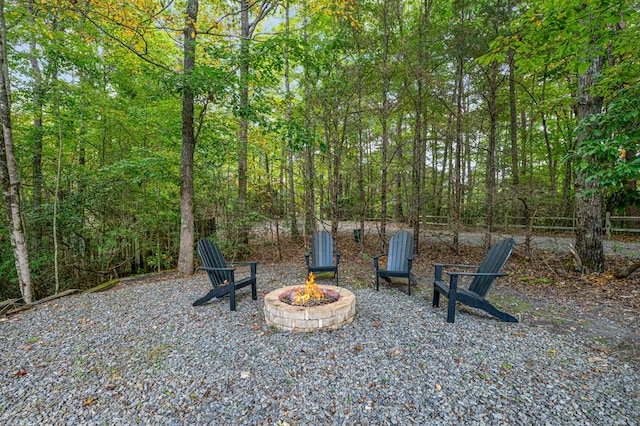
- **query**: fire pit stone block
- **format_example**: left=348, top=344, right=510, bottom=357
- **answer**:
left=264, top=285, right=356, bottom=332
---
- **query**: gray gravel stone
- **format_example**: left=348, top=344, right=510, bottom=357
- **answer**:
left=1, top=264, right=638, bottom=425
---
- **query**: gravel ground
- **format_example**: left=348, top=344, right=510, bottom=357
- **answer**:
left=1, top=264, right=638, bottom=425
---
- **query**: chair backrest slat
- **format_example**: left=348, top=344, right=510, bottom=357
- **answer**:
left=386, top=231, right=414, bottom=272
left=469, top=238, right=515, bottom=297
left=197, top=239, right=229, bottom=285
left=311, top=231, right=334, bottom=267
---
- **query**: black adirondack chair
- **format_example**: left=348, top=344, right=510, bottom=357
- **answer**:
left=432, top=238, right=517, bottom=323
left=192, top=239, right=258, bottom=311
left=373, top=231, right=417, bottom=295
left=305, top=231, right=341, bottom=285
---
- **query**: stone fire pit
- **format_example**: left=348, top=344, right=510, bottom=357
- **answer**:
left=263, top=285, right=356, bottom=332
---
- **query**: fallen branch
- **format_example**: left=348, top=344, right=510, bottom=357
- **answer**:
left=0, top=298, right=22, bottom=314
left=33, top=289, right=80, bottom=305
left=568, top=243, right=584, bottom=273
left=614, top=261, right=640, bottom=279
left=83, top=278, right=121, bottom=294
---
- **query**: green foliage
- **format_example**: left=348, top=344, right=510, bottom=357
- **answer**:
left=3, top=0, right=640, bottom=300
left=573, top=86, right=640, bottom=191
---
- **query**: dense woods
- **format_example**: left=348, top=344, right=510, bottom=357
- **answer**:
left=0, top=0, right=638, bottom=302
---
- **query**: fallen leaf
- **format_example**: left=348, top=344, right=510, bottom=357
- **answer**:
left=82, top=397, right=95, bottom=406
left=240, top=371, right=250, bottom=378
left=435, top=383, right=442, bottom=391
left=373, top=322, right=381, bottom=328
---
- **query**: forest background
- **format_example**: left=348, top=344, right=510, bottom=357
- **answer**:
left=0, top=0, right=638, bottom=303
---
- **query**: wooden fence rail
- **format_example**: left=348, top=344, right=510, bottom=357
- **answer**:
left=418, top=215, right=640, bottom=235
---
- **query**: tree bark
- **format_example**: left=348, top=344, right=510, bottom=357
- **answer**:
left=284, top=1, right=299, bottom=241
left=236, top=0, right=276, bottom=248
left=302, top=13, right=316, bottom=238
left=177, top=0, right=198, bottom=275
left=379, top=0, right=391, bottom=249
left=574, top=9, right=605, bottom=273
left=355, top=29, right=365, bottom=251
left=237, top=0, right=250, bottom=247
left=27, top=0, right=45, bottom=251
left=485, top=59, right=499, bottom=250
left=0, top=0, right=33, bottom=303
left=453, top=54, right=463, bottom=254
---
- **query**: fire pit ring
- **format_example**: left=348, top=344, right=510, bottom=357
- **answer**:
left=264, top=285, right=355, bottom=332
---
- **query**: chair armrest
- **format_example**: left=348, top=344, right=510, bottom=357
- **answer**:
left=196, top=266, right=236, bottom=284
left=433, top=263, right=479, bottom=282
left=227, top=261, right=258, bottom=278
left=196, top=266, right=235, bottom=273
left=432, top=263, right=479, bottom=269
left=407, top=254, right=416, bottom=272
left=446, top=271, right=507, bottom=278
left=373, top=253, right=384, bottom=270
left=226, top=261, right=258, bottom=267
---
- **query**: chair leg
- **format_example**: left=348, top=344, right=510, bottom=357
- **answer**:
left=446, top=275, right=459, bottom=323
left=432, top=285, right=440, bottom=307
left=446, top=294, right=457, bottom=323
left=375, top=273, right=380, bottom=291
left=251, top=282, right=257, bottom=300
left=229, top=287, right=236, bottom=311
left=193, top=289, right=216, bottom=307
left=479, top=301, right=519, bottom=322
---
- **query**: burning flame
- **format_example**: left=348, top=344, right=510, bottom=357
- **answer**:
left=294, top=273, right=324, bottom=305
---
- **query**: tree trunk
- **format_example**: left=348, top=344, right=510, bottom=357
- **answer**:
left=508, top=40, right=520, bottom=226
left=177, top=0, right=198, bottom=275
left=508, top=47, right=519, bottom=188
left=485, top=59, right=499, bottom=250
left=574, top=10, right=605, bottom=274
left=236, top=0, right=275, bottom=247
left=237, top=0, right=250, bottom=247
left=412, top=82, right=423, bottom=251
left=356, top=33, right=365, bottom=251
left=0, top=0, right=33, bottom=303
left=453, top=56, right=463, bottom=254
left=27, top=0, right=45, bottom=251
left=284, top=1, right=299, bottom=241
left=302, top=14, right=315, bottom=238
left=379, top=0, right=391, bottom=248
left=394, top=116, right=404, bottom=223
left=540, top=74, right=556, bottom=194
